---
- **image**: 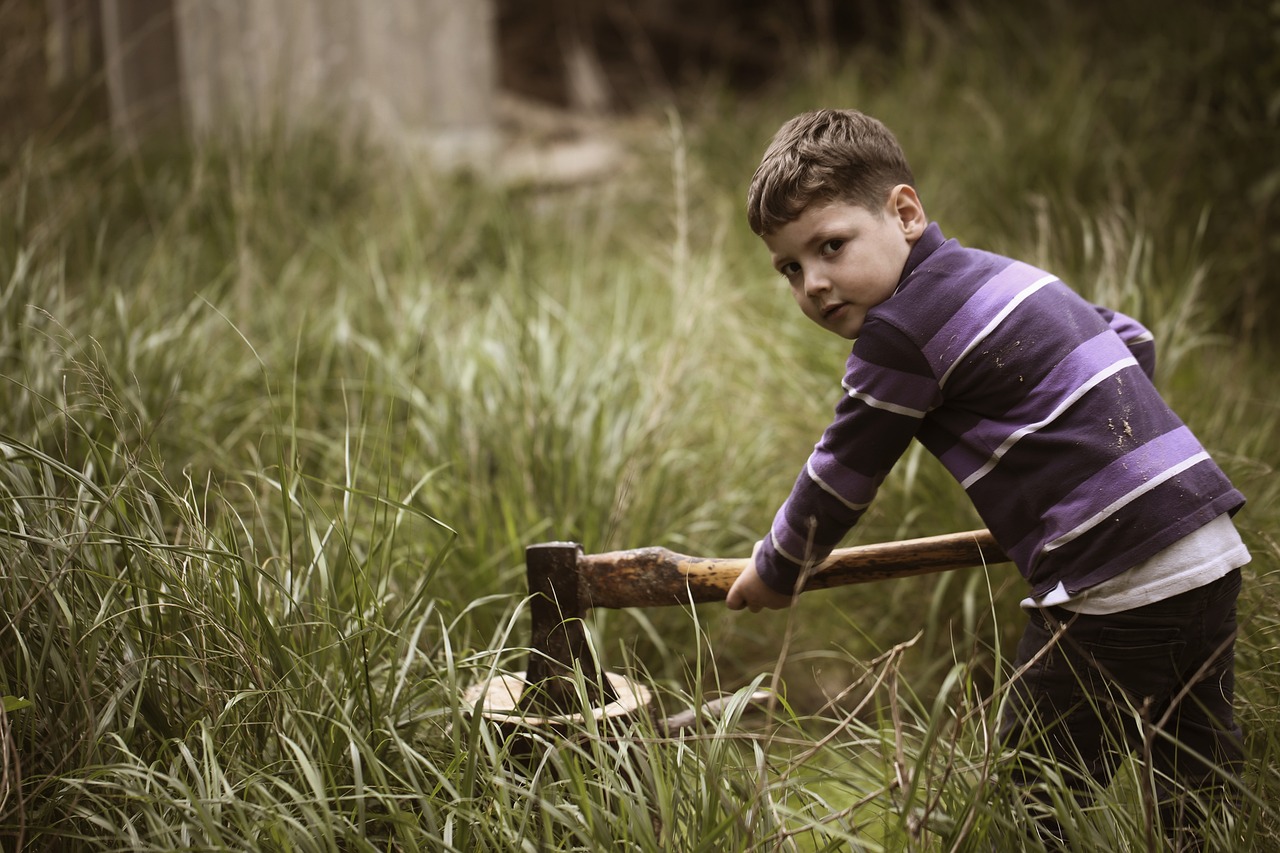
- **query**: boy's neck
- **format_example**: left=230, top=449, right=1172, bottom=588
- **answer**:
left=899, top=221, right=944, bottom=283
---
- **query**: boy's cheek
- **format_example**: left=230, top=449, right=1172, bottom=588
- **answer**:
left=790, top=291, right=820, bottom=322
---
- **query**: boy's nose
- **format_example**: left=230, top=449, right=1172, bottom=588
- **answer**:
left=804, top=271, right=831, bottom=297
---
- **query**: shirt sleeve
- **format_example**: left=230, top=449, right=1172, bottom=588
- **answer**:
left=755, top=324, right=939, bottom=593
left=1093, top=305, right=1157, bottom=379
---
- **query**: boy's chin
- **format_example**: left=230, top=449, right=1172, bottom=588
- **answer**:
left=818, top=321, right=860, bottom=340
left=803, top=310, right=860, bottom=338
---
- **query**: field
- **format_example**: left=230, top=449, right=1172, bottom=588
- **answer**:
left=2, top=3, right=1278, bottom=850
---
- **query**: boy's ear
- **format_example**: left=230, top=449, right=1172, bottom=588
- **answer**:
left=888, top=184, right=927, bottom=239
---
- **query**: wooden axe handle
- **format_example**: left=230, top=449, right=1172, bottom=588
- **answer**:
left=579, top=528, right=1008, bottom=609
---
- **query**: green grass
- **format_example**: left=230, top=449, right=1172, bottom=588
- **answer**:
left=2, top=2, right=1278, bottom=849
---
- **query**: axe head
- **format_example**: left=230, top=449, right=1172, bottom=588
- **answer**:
left=522, top=541, right=616, bottom=714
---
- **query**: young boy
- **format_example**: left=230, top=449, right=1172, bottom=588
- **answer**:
left=725, top=109, right=1249, bottom=841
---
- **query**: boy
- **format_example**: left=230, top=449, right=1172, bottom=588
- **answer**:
left=726, top=109, right=1249, bottom=842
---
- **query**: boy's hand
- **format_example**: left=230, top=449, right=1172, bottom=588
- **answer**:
left=726, top=541, right=795, bottom=612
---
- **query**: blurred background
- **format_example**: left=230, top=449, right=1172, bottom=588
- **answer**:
left=2, top=2, right=1279, bottom=848
left=3, top=0, right=1276, bottom=328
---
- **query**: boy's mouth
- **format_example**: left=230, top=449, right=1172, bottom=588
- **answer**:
left=821, top=302, right=847, bottom=319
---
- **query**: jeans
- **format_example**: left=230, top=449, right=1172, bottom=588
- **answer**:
left=999, top=569, right=1243, bottom=844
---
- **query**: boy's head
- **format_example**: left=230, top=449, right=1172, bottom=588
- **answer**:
left=747, top=109, right=916, bottom=237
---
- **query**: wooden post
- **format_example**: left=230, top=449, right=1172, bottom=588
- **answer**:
left=101, top=0, right=183, bottom=147
left=45, top=0, right=102, bottom=89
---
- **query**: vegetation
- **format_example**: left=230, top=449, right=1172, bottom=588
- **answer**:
left=2, top=2, right=1277, bottom=850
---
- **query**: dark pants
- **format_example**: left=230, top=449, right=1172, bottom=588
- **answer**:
left=1000, top=569, right=1243, bottom=845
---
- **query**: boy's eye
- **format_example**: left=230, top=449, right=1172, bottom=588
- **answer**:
left=821, top=239, right=844, bottom=255
left=779, top=261, right=801, bottom=278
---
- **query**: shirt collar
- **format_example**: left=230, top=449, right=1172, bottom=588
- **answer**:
left=899, top=221, right=946, bottom=286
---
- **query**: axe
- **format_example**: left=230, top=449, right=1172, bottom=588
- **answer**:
left=514, top=528, right=1009, bottom=717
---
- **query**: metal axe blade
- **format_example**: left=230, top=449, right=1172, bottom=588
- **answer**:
left=521, top=541, right=617, bottom=714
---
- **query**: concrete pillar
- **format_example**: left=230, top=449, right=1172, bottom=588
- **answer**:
left=173, top=0, right=497, bottom=166
left=357, top=1, right=497, bottom=164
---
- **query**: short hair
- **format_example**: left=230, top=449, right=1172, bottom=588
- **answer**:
left=747, top=109, right=915, bottom=236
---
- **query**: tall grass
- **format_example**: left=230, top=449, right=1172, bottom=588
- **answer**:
left=2, top=3, right=1278, bottom=849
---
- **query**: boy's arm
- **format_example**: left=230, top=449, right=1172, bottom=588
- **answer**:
left=1095, top=305, right=1157, bottom=379
left=749, top=330, right=935, bottom=599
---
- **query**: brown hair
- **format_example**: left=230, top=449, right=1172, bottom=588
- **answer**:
left=746, top=109, right=915, bottom=236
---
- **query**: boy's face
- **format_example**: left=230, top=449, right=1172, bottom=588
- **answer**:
left=764, top=186, right=926, bottom=339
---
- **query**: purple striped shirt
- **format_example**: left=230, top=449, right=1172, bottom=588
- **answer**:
left=758, top=223, right=1245, bottom=597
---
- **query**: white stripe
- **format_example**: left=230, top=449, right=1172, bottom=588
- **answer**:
left=840, top=378, right=928, bottom=418
left=1042, top=451, right=1211, bottom=553
left=939, top=274, right=1058, bottom=388
left=960, top=356, right=1138, bottom=489
left=1127, top=331, right=1154, bottom=345
left=806, top=458, right=872, bottom=512
left=770, top=529, right=804, bottom=565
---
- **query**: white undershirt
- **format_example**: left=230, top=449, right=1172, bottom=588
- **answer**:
left=1022, top=513, right=1249, bottom=614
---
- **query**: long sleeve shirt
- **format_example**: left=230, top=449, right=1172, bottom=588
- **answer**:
left=757, top=223, right=1245, bottom=599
